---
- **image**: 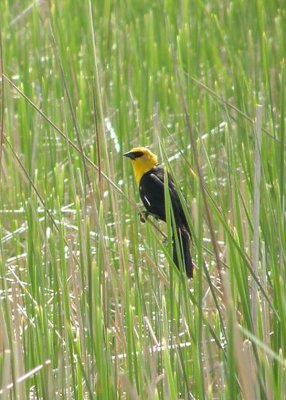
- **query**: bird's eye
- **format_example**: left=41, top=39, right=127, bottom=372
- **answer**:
left=133, top=151, right=144, bottom=158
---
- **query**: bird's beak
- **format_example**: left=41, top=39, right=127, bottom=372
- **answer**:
left=123, top=151, right=136, bottom=160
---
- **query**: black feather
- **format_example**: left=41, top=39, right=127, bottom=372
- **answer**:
left=139, top=166, right=193, bottom=278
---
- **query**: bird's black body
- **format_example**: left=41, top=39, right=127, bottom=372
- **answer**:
left=139, top=165, right=193, bottom=278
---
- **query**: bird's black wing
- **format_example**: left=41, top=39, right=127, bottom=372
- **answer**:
left=139, top=166, right=190, bottom=233
left=139, top=166, right=193, bottom=278
left=139, top=167, right=166, bottom=221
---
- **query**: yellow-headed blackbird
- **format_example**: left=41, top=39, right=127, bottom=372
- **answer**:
left=124, top=147, right=193, bottom=278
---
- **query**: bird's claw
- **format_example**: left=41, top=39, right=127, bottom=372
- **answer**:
left=139, top=211, right=150, bottom=223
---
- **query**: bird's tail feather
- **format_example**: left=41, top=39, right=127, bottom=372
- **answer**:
left=173, top=228, right=193, bottom=278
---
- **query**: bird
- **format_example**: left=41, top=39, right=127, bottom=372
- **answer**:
left=124, top=146, right=193, bottom=278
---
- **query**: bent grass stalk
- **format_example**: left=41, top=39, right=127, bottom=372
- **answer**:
left=0, top=0, right=285, bottom=398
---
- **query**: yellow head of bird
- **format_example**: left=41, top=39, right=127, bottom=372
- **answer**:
left=124, top=147, right=158, bottom=185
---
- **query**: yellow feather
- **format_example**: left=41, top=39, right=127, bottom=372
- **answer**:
left=128, top=147, right=158, bottom=185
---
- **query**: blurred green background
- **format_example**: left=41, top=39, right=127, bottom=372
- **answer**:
left=0, top=0, right=285, bottom=399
